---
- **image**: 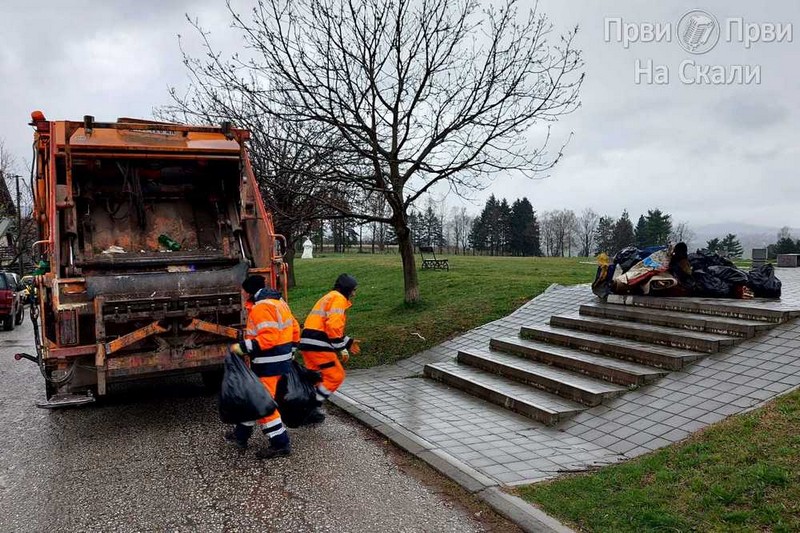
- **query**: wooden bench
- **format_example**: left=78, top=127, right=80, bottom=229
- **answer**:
left=419, top=246, right=449, bottom=271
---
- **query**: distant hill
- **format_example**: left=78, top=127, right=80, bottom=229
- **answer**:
left=692, top=223, right=799, bottom=258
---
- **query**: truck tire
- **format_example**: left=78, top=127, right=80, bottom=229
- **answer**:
left=3, top=315, right=14, bottom=331
left=15, top=306, right=24, bottom=325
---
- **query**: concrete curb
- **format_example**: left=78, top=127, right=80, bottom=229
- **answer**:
left=330, top=393, right=575, bottom=533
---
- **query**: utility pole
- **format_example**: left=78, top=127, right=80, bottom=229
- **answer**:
left=13, top=174, right=22, bottom=276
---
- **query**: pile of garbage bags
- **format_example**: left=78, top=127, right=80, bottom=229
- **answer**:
left=592, top=243, right=782, bottom=299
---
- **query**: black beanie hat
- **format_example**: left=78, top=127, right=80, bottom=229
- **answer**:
left=334, top=273, right=358, bottom=298
left=242, top=275, right=266, bottom=295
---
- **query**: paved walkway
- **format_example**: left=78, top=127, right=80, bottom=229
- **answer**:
left=333, top=269, right=800, bottom=488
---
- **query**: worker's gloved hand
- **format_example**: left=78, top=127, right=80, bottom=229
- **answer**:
left=230, top=343, right=245, bottom=357
left=339, top=349, right=350, bottom=364
left=350, top=340, right=361, bottom=356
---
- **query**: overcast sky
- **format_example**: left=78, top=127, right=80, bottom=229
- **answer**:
left=1, top=1, right=797, bottom=229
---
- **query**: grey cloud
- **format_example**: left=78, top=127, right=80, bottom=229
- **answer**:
left=714, top=95, right=789, bottom=131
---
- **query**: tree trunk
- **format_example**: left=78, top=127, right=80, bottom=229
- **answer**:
left=285, top=246, right=297, bottom=288
left=282, top=233, right=297, bottom=288
left=394, top=221, right=419, bottom=304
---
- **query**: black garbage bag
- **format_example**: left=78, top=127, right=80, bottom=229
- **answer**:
left=748, top=264, right=782, bottom=298
left=275, top=361, right=322, bottom=428
left=692, top=270, right=732, bottom=298
left=219, top=354, right=277, bottom=424
left=613, top=246, right=642, bottom=273
left=688, top=250, right=734, bottom=271
left=707, top=265, right=749, bottom=285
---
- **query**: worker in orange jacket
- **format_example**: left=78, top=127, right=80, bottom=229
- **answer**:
left=298, top=273, right=360, bottom=424
left=226, top=286, right=300, bottom=459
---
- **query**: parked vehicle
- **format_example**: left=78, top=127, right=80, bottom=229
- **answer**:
left=0, top=271, right=25, bottom=330
left=18, top=112, right=287, bottom=407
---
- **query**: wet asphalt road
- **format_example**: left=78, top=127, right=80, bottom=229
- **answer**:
left=0, top=318, right=516, bottom=532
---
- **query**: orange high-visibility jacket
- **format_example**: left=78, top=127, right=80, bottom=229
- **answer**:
left=298, top=290, right=353, bottom=353
left=238, top=293, right=300, bottom=376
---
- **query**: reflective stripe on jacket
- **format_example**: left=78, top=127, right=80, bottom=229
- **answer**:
left=239, top=297, right=300, bottom=376
left=299, top=290, right=352, bottom=353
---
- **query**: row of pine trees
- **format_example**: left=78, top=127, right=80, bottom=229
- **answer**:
left=323, top=196, right=748, bottom=259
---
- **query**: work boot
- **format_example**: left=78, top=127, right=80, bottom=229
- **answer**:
left=255, top=442, right=291, bottom=460
left=256, top=430, right=292, bottom=459
left=303, top=407, right=326, bottom=425
left=223, top=424, right=253, bottom=450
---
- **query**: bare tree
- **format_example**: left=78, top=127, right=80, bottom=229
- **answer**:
left=160, top=87, right=350, bottom=287
left=539, top=211, right=556, bottom=257
left=576, top=208, right=598, bottom=257
left=669, top=221, right=696, bottom=249
left=449, top=206, right=472, bottom=255
left=0, top=140, right=37, bottom=275
left=182, top=0, right=582, bottom=302
left=561, top=209, right=578, bottom=257
left=540, top=209, right=576, bottom=257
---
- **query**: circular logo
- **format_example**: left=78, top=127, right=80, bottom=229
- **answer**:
left=676, top=9, right=720, bottom=54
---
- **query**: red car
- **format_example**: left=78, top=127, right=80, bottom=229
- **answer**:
left=0, top=272, right=25, bottom=330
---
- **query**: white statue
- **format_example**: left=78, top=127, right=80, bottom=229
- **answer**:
left=301, top=237, right=314, bottom=259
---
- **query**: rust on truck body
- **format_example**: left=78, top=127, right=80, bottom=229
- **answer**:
left=30, top=112, right=286, bottom=400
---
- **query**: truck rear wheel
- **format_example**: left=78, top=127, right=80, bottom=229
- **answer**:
left=3, top=315, right=14, bottom=331
left=15, top=306, right=24, bottom=325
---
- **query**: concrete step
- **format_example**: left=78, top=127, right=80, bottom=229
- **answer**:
left=489, top=336, right=667, bottom=386
left=457, top=349, right=627, bottom=406
left=606, top=295, right=798, bottom=323
left=580, top=302, right=772, bottom=338
left=549, top=314, right=739, bottom=353
left=423, top=361, right=585, bottom=426
left=520, top=324, right=704, bottom=370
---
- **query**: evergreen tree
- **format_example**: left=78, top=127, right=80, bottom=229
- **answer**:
left=468, top=216, right=487, bottom=252
left=594, top=216, right=615, bottom=255
left=528, top=210, right=541, bottom=256
left=498, top=199, right=512, bottom=255
left=775, top=236, right=800, bottom=254
left=611, top=210, right=635, bottom=255
left=634, top=215, right=647, bottom=247
left=509, top=198, right=539, bottom=256
left=407, top=210, right=423, bottom=246
left=476, top=195, right=502, bottom=255
left=719, top=233, right=743, bottom=258
left=644, top=209, right=672, bottom=246
left=419, top=204, right=445, bottom=248
left=706, top=238, right=721, bottom=254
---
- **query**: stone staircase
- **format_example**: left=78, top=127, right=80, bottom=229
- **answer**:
left=424, top=295, right=798, bottom=426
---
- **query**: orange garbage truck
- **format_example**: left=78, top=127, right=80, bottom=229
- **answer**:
left=16, top=112, right=287, bottom=407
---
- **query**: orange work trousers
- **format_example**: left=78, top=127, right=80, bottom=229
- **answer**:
left=302, top=351, right=345, bottom=397
left=258, top=375, right=282, bottom=426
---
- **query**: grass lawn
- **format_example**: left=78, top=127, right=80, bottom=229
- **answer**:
left=287, top=253, right=595, bottom=369
left=517, top=388, right=800, bottom=533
